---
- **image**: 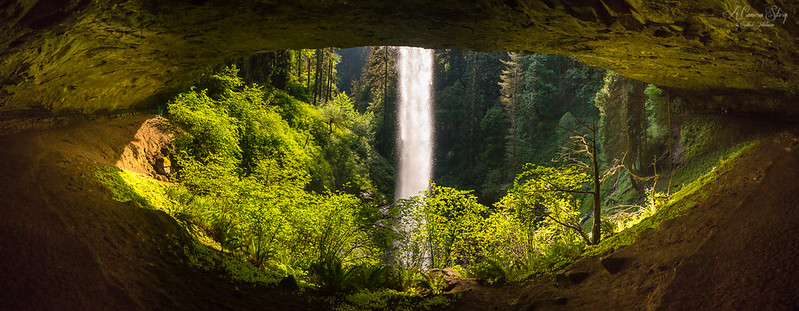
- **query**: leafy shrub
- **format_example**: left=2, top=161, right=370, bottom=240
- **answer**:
left=395, top=183, right=488, bottom=269
left=468, top=258, right=506, bottom=285
left=348, top=265, right=398, bottom=291
left=310, top=256, right=355, bottom=293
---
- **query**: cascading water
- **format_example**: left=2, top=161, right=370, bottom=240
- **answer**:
left=396, top=47, right=434, bottom=201
left=394, top=46, right=434, bottom=266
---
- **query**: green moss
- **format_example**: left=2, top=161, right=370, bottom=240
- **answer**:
left=679, top=120, right=718, bottom=160
left=95, top=166, right=188, bottom=213
left=669, top=138, right=755, bottom=195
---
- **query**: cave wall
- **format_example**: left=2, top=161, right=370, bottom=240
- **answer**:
left=1, top=0, right=797, bottom=114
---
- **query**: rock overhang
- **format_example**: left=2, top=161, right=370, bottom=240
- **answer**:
left=1, top=0, right=797, bottom=114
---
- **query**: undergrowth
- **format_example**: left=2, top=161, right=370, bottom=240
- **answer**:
left=95, top=135, right=760, bottom=302
left=584, top=139, right=758, bottom=256
left=334, top=289, right=455, bottom=311
left=96, top=166, right=458, bottom=309
left=96, top=166, right=284, bottom=285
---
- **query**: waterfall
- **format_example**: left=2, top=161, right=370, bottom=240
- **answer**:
left=396, top=47, right=434, bottom=200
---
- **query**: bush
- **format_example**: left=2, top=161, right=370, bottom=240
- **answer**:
left=395, top=183, right=488, bottom=269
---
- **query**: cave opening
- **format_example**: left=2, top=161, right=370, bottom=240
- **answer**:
left=3, top=1, right=799, bottom=309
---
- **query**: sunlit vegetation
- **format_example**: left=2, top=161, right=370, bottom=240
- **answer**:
left=93, top=47, right=743, bottom=309
left=585, top=140, right=758, bottom=256
left=167, top=66, right=400, bottom=283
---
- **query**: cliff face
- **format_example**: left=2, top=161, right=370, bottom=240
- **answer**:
left=1, top=0, right=797, bottom=114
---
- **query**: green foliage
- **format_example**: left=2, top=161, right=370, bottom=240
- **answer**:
left=96, top=48, right=715, bottom=303
left=180, top=238, right=284, bottom=285
left=396, top=178, right=588, bottom=281
left=644, top=84, right=668, bottom=152
left=605, top=187, right=667, bottom=234
left=351, top=46, right=398, bottom=159
left=335, top=289, right=454, bottom=311
left=468, top=257, right=508, bottom=284
left=471, top=209, right=533, bottom=281
left=340, top=290, right=396, bottom=310
left=396, top=183, right=489, bottom=269
left=96, top=65, right=397, bottom=293
left=310, top=256, right=357, bottom=293
left=95, top=166, right=193, bottom=217
left=491, top=163, right=596, bottom=273
left=500, top=164, right=590, bottom=237
left=595, top=71, right=653, bottom=178
left=348, top=265, right=399, bottom=291
left=95, top=167, right=284, bottom=285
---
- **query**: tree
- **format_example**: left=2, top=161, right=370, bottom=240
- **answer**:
left=498, top=52, right=523, bottom=168
left=433, top=52, right=604, bottom=204
left=594, top=71, right=649, bottom=195
left=555, top=117, right=615, bottom=245
left=501, top=163, right=592, bottom=243
left=351, top=46, right=398, bottom=159
left=502, top=116, right=621, bottom=245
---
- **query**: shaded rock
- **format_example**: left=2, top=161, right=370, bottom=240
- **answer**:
left=429, top=267, right=463, bottom=278
left=443, top=277, right=478, bottom=293
left=600, top=256, right=628, bottom=274
left=278, top=275, right=299, bottom=291
left=554, top=270, right=590, bottom=287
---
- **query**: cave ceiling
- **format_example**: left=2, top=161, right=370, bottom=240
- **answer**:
left=1, top=0, right=797, bottom=113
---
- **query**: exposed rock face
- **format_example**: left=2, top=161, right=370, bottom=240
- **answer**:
left=1, top=0, right=798, bottom=114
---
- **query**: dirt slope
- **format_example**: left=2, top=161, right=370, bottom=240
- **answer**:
left=451, top=130, right=799, bottom=310
left=0, top=114, right=314, bottom=310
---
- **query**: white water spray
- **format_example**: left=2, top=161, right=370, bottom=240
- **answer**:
left=396, top=47, right=434, bottom=200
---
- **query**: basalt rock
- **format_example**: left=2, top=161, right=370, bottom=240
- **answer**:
left=1, top=1, right=798, bottom=114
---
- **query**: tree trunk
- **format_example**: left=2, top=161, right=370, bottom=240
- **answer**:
left=314, top=49, right=325, bottom=105
left=382, top=47, right=388, bottom=107
left=382, top=47, right=389, bottom=155
left=468, top=52, right=477, bottom=169
left=591, top=125, right=602, bottom=245
left=296, top=50, right=301, bottom=81
left=327, top=52, right=333, bottom=102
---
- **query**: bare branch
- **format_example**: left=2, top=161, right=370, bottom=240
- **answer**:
left=600, top=162, right=625, bottom=183
left=624, top=166, right=658, bottom=182
left=572, top=116, right=595, bottom=136
left=550, top=188, right=595, bottom=195
left=537, top=172, right=594, bottom=195
left=554, top=123, right=595, bottom=144
left=545, top=215, right=591, bottom=243
left=554, top=123, right=586, bottom=139
left=605, top=204, right=644, bottom=214
left=555, top=163, right=591, bottom=173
